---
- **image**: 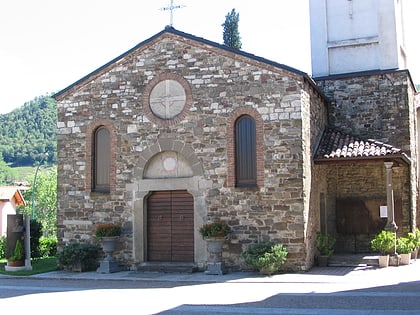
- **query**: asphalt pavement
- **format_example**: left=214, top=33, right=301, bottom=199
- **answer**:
left=1, top=259, right=420, bottom=314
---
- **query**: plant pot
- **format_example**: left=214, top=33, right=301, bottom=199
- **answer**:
left=259, top=265, right=277, bottom=275
left=378, top=255, right=389, bottom=268
left=400, top=253, right=411, bottom=265
left=318, top=255, right=329, bottom=267
left=7, top=260, right=24, bottom=267
left=206, top=238, right=225, bottom=257
left=101, top=236, right=119, bottom=260
left=97, top=236, right=120, bottom=273
left=411, top=248, right=418, bottom=260
left=205, top=237, right=226, bottom=275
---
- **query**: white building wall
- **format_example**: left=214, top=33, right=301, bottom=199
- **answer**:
left=0, top=202, right=17, bottom=236
left=310, top=0, right=407, bottom=77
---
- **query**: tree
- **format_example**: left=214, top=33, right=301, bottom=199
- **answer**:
left=0, top=153, right=17, bottom=185
left=222, top=8, right=242, bottom=49
left=20, top=167, right=57, bottom=237
left=0, top=95, right=57, bottom=167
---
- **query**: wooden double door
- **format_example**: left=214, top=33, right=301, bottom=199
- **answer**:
left=147, top=190, right=194, bottom=262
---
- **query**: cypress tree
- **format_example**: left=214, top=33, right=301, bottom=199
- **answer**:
left=222, top=8, right=242, bottom=49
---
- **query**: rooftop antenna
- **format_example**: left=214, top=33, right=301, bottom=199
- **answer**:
left=160, top=0, right=186, bottom=27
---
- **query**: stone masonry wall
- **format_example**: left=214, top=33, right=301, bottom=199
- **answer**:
left=324, top=162, right=411, bottom=252
left=316, top=70, right=418, bottom=237
left=316, top=71, right=413, bottom=152
left=56, top=32, right=327, bottom=271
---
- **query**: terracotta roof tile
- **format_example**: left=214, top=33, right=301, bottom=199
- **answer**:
left=315, top=128, right=402, bottom=160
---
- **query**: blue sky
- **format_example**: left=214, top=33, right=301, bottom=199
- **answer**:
left=0, top=0, right=418, bottom=114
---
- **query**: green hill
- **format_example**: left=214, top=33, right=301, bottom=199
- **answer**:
left=0, top=95, right=57, bottom=167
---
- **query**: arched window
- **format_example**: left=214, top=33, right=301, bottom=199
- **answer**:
left=235, top=115, right=257, bottom=187
left=93, top=126, right=110, bottom=192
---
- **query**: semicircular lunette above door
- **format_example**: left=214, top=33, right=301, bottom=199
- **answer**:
left=143, top=150, right=193, bottom=179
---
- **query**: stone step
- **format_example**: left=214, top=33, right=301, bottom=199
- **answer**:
left=328, top=254, right=379, bottom=267
left=135, top=262, right=198, bottom=273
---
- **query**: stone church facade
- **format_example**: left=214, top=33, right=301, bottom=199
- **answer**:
left=54, top=4, right=418, bottom=271
left=55, top=27, right=328, bottom=271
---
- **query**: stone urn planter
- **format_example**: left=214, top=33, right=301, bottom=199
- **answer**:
left=199, top=222, right=231, bottom=275
left=97, top=236, right=120, bottom=273
left=204, top=237, right=226, bottom=275
left=95, top=223, right=122, bottom=274
left=101, top=236, right=118, bottom=260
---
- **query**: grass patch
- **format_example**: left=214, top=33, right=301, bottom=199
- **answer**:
left=0, top=257, right=57, bottom=276
left=12, top=166, right=36, bottom=180
left=9, top=165, right=54, bottom=182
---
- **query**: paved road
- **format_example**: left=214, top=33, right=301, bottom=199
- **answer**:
left=1, top=261, right=420, bottom=314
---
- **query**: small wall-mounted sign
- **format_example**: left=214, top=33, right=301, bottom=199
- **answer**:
left=380, top=205, right=388, bottom=218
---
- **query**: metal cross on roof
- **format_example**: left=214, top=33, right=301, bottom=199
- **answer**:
left=160, top=0, right=186, bottom=27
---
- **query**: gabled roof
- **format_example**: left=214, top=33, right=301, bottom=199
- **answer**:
left=54, top=27, right=315, bottom=100
left=314, top=127, right=410, bottom=165
left=0, top=186, right=26, bottom=206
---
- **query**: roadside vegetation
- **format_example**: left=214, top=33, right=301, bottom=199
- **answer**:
left=0, top=257, right=58, bottom=276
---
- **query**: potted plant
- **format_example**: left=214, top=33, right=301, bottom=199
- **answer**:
left=95, top=223, right=122, bottom=273
left=7, top=239, right=25, bottom=267
left=199, top=222, right=231, bottom=239
left=407, top=228, right=420, bottom=260
left=371, top=230, right=395, bottom=267
left=95, top=223, right=122, bottom=239
left=315, top=233, right=336, bottom=267
left=199, top=222, right=231, bottom=275
left=242, top=241, right=288, bottom=275
left=397, top=236, right=414, bottom=265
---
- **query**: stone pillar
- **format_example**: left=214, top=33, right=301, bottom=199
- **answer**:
left=384, top=162, right=398, bottom=232
left=384, top=162, right=398, bottom=259
left=24, top=215, right=32, bottom=270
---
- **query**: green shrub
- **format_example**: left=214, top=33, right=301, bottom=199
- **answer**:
left=242, top=242, right=288, bottom=275
left=397, top=237, right=414, bottom=254
left=371, top=230, right=395, bottom=255
left=39, top=237, right=58, bottom=257
left=57, top=243, right=99, bottom=271
left=407, top=228, right=420, bottom=249
left=30, top=220, right=43, bottom=258
left=9, top=240, right=24, bottom=262
left=0, top=236, right=6, bottom=259
left=316, top=233, right=336, bottom=256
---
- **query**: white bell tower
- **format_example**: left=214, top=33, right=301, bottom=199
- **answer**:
left=310, top=0, right=408, bottom=77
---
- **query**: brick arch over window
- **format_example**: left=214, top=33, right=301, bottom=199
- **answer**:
left=227, top=107, right=264, bottom=188
left=85, top=119, right=117, bottom=193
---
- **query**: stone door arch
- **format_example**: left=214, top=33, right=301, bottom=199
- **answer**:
left=132, top=140, right=207, bottom=268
